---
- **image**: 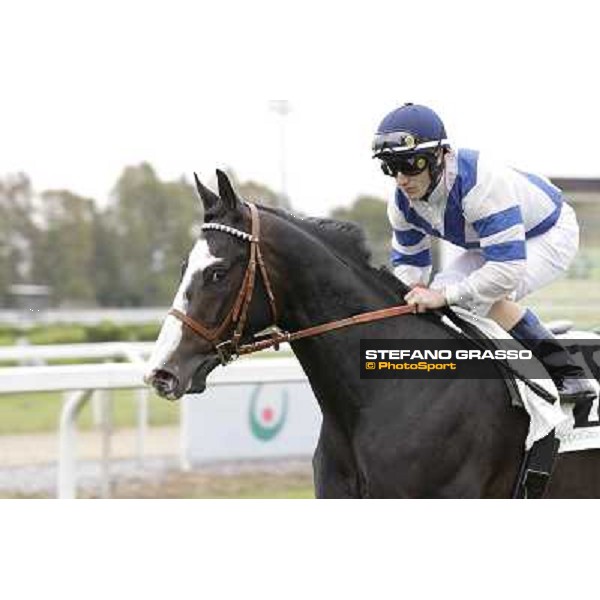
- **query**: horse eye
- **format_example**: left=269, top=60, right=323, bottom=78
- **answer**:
left=206, top=267, right=227, bottom=284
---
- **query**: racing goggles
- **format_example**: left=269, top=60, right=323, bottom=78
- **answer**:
left=381, top=153, right=431, bottom=177
left=372, top=131, right=448, bottom=157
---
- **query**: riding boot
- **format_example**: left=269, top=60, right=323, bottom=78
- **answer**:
left=519, top=430, right=561, bottom=499
left=509, top=309, right=598, bottom=406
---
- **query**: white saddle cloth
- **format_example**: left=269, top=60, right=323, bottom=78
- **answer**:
left=446, top=307, right=600, bottom=453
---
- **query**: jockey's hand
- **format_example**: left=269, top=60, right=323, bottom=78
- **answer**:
left=404, top=286, right=447, bottom=313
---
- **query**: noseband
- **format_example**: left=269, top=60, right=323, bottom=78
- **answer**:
left=169, top=202, right=417, bottom=364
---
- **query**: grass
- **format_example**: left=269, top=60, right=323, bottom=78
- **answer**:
left=96, top=470, right=316, bottom=499
left=0, top=354, right=290, bottom=435
left=0, top=470, right=316, bottom=499
left=0, top=389, right=179, bottom=435
left=524, top=276, right=600, bottom=330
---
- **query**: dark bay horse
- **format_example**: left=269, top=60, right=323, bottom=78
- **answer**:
left=145, top=170, right=600, bottom=498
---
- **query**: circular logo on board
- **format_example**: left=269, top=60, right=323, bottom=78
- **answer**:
left=249, top=385, right=289, bottom=441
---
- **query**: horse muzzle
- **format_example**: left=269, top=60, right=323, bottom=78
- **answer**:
left=145, top=356, right=221, bottom=400
left=145, top=368, right=181, bottom=401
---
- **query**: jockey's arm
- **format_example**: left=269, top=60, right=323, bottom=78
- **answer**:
left=436, top=176, right=528, bottom=315
left=388, top=198, right=432, bottom=287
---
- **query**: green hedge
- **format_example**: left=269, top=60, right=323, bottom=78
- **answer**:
left=0, top=321, right=161, bottom=346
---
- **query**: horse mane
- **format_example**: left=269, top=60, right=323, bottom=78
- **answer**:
left=259, top=205, right=411, bottom=299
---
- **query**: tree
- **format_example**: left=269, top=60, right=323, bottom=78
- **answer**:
left=106, top=163, right=201, bottom=306
left=238, top=179, right=291, bottom=210
left=34, top=190, right=97, bottom=306
left=213, top=169, right=290, bottom=210
left=0, top=173, right=42, bottom=304
left=92, top=211, right=122, bottom=306
left=329, top=195, right=390, bottom=267
left=0, top=165, right=292, bottom=308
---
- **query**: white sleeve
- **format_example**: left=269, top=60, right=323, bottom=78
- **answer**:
left=442, top=166, right=527, bottom=313
left=387, top=197, right=432, bottom=287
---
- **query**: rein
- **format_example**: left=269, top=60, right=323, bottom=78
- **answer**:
left=236, top=303, right=417, bottom=355
left=168, top=202, right=417, bottom=364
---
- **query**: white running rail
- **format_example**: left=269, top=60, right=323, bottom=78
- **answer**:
left=0, top=357, right=305, bottom=498
left=1, top=342, right=154, bottom=497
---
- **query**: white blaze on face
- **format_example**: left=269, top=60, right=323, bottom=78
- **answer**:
left=145, top=237, right=220, bottom=377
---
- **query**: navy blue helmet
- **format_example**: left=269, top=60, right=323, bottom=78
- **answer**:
left=372, top=103, right=449, bottom=159
left=372, top=103, right=450, bottom=193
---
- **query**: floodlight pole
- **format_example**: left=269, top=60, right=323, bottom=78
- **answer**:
left=269, top=100, right=291, bottom=204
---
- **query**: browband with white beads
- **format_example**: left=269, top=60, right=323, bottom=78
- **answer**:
left=201, top=222, right=256, bottom=242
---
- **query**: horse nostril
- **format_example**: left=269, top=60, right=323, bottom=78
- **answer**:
left=150, top=369, right=178, bottom=396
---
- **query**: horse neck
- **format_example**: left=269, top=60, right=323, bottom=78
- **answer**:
left=272, top=234, right=395, bottom=333
left=262, top=216, right=410, bottom=402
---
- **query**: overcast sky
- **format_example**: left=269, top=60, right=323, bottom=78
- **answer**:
left=1, top=0, right=598, bottom=216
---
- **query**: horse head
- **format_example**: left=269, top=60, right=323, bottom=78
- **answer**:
left=144, top=170, right=279, bottom=399
left=145, top=169, right=409, bottom=400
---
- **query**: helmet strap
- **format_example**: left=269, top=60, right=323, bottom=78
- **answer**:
left=421, top=146, right=446, bottom=201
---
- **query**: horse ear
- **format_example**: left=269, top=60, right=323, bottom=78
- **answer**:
left=216, top=169, right=241, bottom=213
left=193, top=172, right=220, bottom=213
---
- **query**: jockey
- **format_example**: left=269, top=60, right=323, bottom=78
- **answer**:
left=372, top=102, right=598, bottom=407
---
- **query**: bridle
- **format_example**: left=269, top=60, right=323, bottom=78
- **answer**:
left=169, top=202, right=278, bottom=364
left=168, top=202, right=417, bottom=364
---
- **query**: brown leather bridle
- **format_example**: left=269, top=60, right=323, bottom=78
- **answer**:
left=169, top=202, right=417, bottom=364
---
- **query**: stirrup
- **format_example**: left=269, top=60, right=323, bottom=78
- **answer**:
left=514, top=431, right=560, bottom=499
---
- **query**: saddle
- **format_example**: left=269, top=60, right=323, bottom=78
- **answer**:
left=436, top=308, right=600, bottom=498
left=435, top=307, right=559, bottom=498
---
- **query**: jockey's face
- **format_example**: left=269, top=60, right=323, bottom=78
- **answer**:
left=395, top=167, right=432, bottom=201
left=395, top=149, right=444, bottom=201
